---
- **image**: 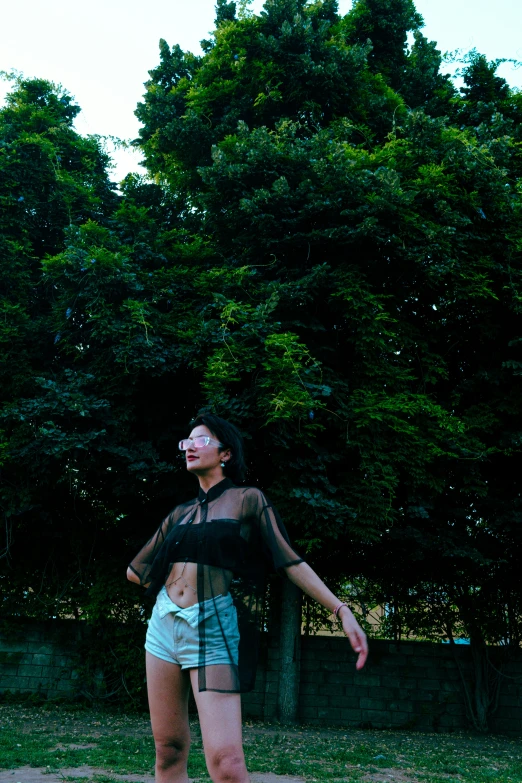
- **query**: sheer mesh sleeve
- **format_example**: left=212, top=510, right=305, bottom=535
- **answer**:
left=128, top=503, right=191, bottom=588
left=244, top=488, right=304, bottom=572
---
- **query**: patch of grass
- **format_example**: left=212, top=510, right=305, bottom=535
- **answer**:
left=0, top=706, right=521, bottom=783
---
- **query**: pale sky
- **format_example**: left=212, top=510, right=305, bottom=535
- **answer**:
left=1, top=0, right=520, bottom=183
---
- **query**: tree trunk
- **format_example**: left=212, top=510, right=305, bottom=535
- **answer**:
left=277, top=578, right=302, bottom=724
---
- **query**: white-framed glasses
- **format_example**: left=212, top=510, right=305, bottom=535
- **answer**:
left=178, top=436, right=224, bottom=451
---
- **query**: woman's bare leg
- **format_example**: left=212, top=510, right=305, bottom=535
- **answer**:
left=146, top=652, right=191, bottom=783
left=190, top=669, right=249, bottom=783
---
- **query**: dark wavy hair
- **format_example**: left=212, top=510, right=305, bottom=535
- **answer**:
left=190, top=413, right=247, bottom=484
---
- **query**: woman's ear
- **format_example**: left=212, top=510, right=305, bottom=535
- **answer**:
left=220, top=448, right=232, bottom=464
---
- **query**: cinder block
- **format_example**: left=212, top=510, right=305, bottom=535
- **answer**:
left=446, top=702, right=466, bottom=716
left=327, top=651, right=355, bottom=664
left=353, top=674, right=380, bottom=687
left=0, top=676, right=30, bottom=689
left=0, top=645, right=33, bottom=660
left=441, top=680, right=459, bottom=692
left=409, top=691, right=435, bottom=702
left=32, top=654, right=52, bottom=667
left=33, top=644, right=56, bottom=656
left=309, top=638, right=329, bottom=650
left=300, top=706, right=318, bottom=719
left=300, top=695, right=328, bottom=708
left=328, top=696, right=359, bottom=709
left=418, top=679, right=441, bottom=690
left=315, top=683, right=340, bottom=696
left=23, top=628, right=44, bottom=642
left=300, top=660, right=321, bottom=672
left=54, top=655, right=74, bottom=667
left=378, top=676, right=401, bottom=687
left=491, top=718, right=522, bottom=734
left=301, top=671, right=325, bottom=684
left=318, top=707, right=340, bottom=720
left=390, top=711, right=415, bottom=725
left=499, top=707, right=522, bottom=720
left=299, top=683, right=318, bottom=696
left=322, top=661, right=341, bottom=672
left=27, top=677, right=52, bottom=689
left=364, top=709, right=392, bottom=724
left=388, top=701, right=413, bottom=712
left=397, top=679, right=419, bottom=690
left=0, top=651, right=27, bottom=665
left=347, top=686, right=369, bottom=699
left=360, top=697, right=387, bottom=710
left=242, top=692, right=264, bottom=705
left=17, top=665, right=42, bottom=677
left=438, top=714, right=463, bottom=728
left=368, top=686, right=395, bottom=699
left=47, top=666, right=69, bottom=678
left=325, top=673, right=353, bottom=685
left=340, top=708, right=362, bottom=721
left=0, top=666, right=19, bottom=677
left=410, top=657, right=432, bottom=667
left=499, top=695, right=522, bottom=708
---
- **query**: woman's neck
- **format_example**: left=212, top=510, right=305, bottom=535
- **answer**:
left=197, top=470, right=226, bottom=494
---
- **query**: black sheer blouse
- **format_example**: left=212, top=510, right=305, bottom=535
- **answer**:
left=128, top=478, right=303, bottom=693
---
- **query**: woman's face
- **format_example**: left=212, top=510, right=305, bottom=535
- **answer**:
left=184, top=425, right=230, bottom=475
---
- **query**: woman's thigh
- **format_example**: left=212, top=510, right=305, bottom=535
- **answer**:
left=189, top=669, right=246, bottom=770
left=146, top=652, right=191, bottom=747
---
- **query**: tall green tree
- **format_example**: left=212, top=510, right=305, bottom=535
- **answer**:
left=0, top=76, right=116, bottom=401
left=343, top=0, right=422, bottom=89
left=133, top=0, right=522, bottom=727
left=0, top=76, right=118, bottom=617
left=1, top=2, right=521, bottom=725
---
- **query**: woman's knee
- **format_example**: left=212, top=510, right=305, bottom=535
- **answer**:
left=208, top=746, right=247, bottom=783
left=155, top=737, right=190, bottom=770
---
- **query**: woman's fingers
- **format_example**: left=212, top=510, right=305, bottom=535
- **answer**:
left=346, top=626, right=368, bottom=669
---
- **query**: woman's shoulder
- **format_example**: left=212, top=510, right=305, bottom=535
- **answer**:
left=232, top=484, right=263, bottom=497
left=231, top=485, right=271, bottom=509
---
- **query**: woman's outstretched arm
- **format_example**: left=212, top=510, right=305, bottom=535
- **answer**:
left=285, top=561, right=368, bottom=670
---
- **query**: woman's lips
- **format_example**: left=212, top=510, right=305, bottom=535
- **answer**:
left=186, top=456, right=198, bottom=461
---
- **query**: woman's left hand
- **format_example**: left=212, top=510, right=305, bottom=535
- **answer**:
left=340, top=608, right=368, bottom=670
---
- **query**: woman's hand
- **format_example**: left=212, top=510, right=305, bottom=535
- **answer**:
left=339, top=607, right=368, bottom=670
left=285, top=562, right=369, bottom=670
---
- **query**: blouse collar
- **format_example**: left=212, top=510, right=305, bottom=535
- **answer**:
left=198, top=477, right=234, bottom=504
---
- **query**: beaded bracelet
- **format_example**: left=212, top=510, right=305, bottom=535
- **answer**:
left=333, top=602, right=348, bottom=618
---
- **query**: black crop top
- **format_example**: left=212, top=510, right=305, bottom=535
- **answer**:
left=128, top=478, right=304, bottom=693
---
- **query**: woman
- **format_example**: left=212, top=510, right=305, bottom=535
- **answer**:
left=127, top=414, right=368, bottom=783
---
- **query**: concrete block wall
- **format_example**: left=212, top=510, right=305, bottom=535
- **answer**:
left=242, top=636, right=522, bottom=735
left=2, top=619, right=522, bottom=735
left=0, top=619, right=82, bottom=699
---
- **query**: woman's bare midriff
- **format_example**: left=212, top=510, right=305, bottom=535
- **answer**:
left=165, top=561, right=232, bottom=607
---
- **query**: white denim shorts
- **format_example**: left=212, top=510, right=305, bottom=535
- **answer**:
left=145, top=587, right=239, bottom=668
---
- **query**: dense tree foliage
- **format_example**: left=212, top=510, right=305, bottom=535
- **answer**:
left=1, top=1, right=521, bottom=723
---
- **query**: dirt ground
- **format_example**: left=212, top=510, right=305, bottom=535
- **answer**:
left=0, top=768, right=307, bottom=783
